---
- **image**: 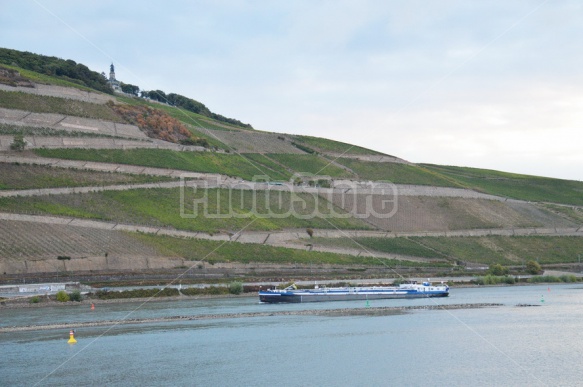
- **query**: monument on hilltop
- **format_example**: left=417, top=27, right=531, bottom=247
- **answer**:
left=107, top=63, right=122, bottom=92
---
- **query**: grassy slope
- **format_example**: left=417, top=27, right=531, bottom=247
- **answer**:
left=267, top=154, right=352, bottom=178
left=423, top=164, right=583, bottom=205
left=0, top=187, right=372, bottom=233
left=339, top=159, right=462, bottom=186
left=238, top=154, right=293, bottom=181
left=291, top=135, right=385, bottom=155
left=311, top=235, right=583, bottom=266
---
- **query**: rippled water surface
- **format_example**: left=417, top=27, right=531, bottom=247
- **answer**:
left=2, top=284, right=583, bottom=386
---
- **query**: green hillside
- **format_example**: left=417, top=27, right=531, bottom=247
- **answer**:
left=291, top=135, right=385, bottom=155
left=0, top=187, right=372, bottom=233
left=423, top=164, right=583, bottom=205
left=0, top=47, right=581, bottom=285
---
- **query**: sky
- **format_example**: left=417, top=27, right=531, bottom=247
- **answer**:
left=1, top=0, right=582, bottom=181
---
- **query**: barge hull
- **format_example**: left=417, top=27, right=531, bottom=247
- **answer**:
left=259, top=292, right=449, bottom=303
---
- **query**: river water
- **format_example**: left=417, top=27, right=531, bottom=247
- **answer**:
left=2, top=284, right=583, bottom=386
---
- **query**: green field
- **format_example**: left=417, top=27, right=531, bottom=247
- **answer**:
left=34, top=148, right=289, bottom=181
left=0, top=90, right=122, bottom=122
left=422, top=164, right=583, bottom=205
left=311, top=235, right=583, bottom=266
left=0, top=164, right=173, bottom=190
left=131, top=233, right=436, bottom=267
left=0, top=187, right=372, bottom=233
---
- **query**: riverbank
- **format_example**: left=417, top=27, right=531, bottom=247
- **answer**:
left=0, top=303, right=504, bottom=333
left=0, top=292, right=254, bottom=309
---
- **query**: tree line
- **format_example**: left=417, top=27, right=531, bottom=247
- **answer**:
left=140, top=89, right=253, bottom=129
left=0, top=47, right=113, bottom=94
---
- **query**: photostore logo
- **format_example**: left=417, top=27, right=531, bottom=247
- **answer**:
left=180, top=173, right=398, bottom=220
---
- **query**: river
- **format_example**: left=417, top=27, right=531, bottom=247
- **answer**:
left=1, top=284, right=582, bottom=386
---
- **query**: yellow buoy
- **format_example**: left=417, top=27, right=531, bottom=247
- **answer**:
left=68, top=329, right=77, bottom=344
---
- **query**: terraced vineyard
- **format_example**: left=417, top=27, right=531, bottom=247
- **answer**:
left=0, top=90, right=122, bottom=121
left=422, top=164, right=583, bottom=205
left=291, top=134, right=385, bottom=155
left=266, top=153, right=353, bottom=178
left=0, top=187, right=373, bottom=233
left=0, top=52, right=582, bottom=283
left=0, top=163, right=173, bottom=190
left=338, top=159, right=461, bottom=186
left=132, top=233, right=436, bottom=267
left=0, top=220, right=161, bottom=260
left=33, top=148, right=289, bottom=181
left=308, top=235, right=583, bottom=266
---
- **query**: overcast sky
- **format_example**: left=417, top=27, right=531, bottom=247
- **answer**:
left=1, top=0, right=582, bottom=181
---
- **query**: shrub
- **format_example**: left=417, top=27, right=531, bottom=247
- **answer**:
left=208, top=286, right=227, bottom=295
left=526, top=260, right=542, bottom=275
left=473, top=275, right=516, bottom=285
left=69, top=290, right=82, bottom=302
left=93, top=288, right=180, bottom=299
left=489, top=264, right=509, bottom=276
left=10, top=134, right=26, bottom=151
left=306, top=228, right=314, bottom=238
left=528, top=275, right=561, bottom=283
left=560, top=274, right=578, bottom=283
left=29, top=296, right=40, bottom=304
left=228, top=281, right=243, bottom=295
left=56, top=290, right=70, bottom=302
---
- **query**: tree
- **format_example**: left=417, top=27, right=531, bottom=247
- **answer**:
left=56, top=290, right=70, bottom=302
left=10, top=134, right=26, bottom=151
left=121, top=82, right=140, bottom=96
left=228, top=282, right=243, bottom=295
left=526, top=260, right=542, bottom=275
left=69, top=290, right=83, bottom=302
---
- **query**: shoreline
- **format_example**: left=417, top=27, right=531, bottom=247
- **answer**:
left=0, top=303, right=505, bottom=333
left=0, top=292, right=255, bottom=309
left=1, top=280, right=577, bottom=309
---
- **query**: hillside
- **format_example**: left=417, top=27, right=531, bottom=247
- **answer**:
left=0, top=50, right=582, bottom=286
